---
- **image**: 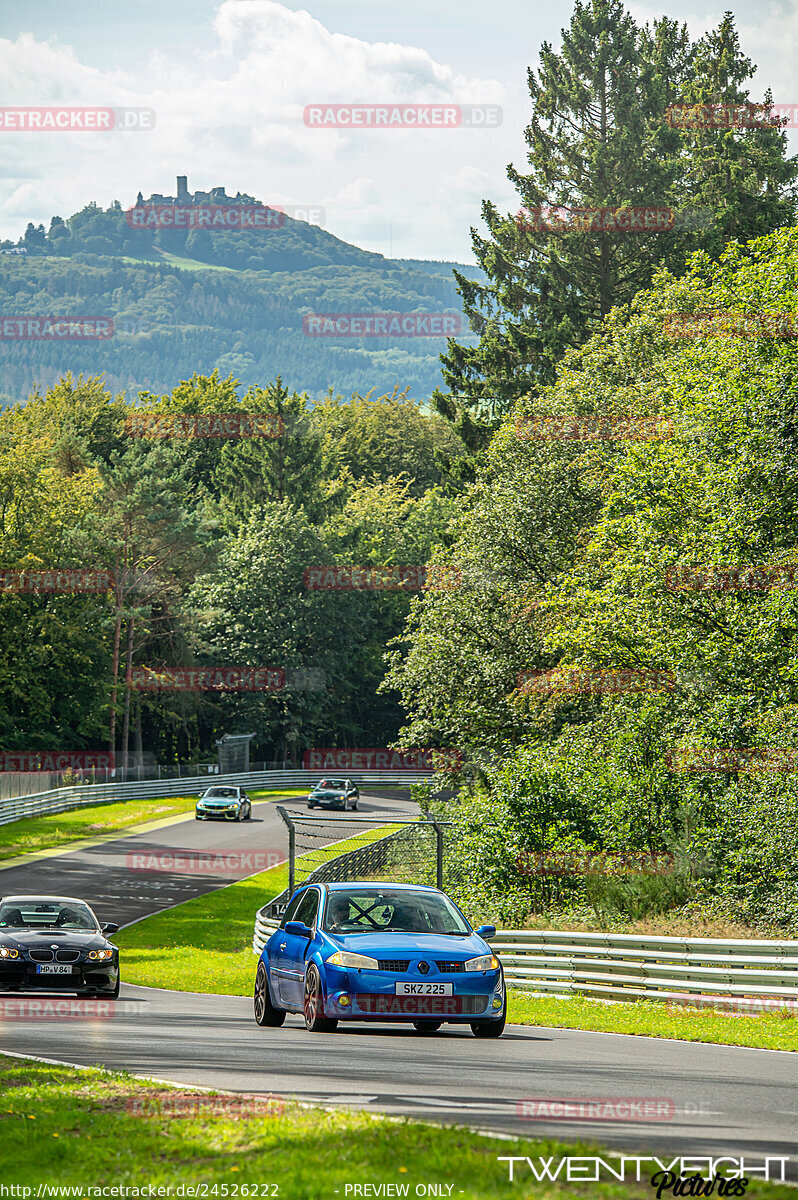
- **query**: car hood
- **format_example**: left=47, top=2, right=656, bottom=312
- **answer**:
left=313, top=790, right=344, bottom=798
left=199, top=798, right=238, bottom=806
left=1, top=930, right=108, bottom=949
left=325, top=930, right=487, bottom=957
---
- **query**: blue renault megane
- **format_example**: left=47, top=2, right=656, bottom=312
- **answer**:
left=253, top=881, right=505, bottom=1036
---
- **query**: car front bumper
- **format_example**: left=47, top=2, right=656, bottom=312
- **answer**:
left=0, top=961, right=119, bottom=993
left=321, top=966, right=505, bottom=1022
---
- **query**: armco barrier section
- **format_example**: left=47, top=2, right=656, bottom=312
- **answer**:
left=492, top=929, right=798, bottom=1012
left=252, top=918, right=798, bottom=1012
left=0, top=770, right=432, bottom=827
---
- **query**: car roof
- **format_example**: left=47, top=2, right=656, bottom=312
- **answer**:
left=0, top=895, right=96, bottom=906
left=323, top=881, right=443, bottom=893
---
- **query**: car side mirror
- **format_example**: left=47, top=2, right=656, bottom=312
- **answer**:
left=102, top=922, right=119, bottom=934
left=475, top=924, right=496, bottom=939
left=284, top=921, right=312, bottom=939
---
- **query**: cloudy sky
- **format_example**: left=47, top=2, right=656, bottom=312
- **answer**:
left=0, top=0, right=795, bottom=262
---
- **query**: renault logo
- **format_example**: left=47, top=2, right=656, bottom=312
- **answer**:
left=417, top=961, right=429, bottom=975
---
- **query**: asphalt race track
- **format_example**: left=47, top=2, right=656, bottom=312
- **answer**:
left=1, top=789, right=797, bottom=1176
left=2, top=986, right=798, bottom=1175
left=0, top=789, right=419, bottom=926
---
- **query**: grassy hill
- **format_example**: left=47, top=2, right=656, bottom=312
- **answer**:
left=0, top=196, right=481, bottom=403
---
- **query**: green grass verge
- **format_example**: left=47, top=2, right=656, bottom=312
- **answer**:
left=0, top=789, right=308, bottom=864
left=3, top=1055, right=788, bottom=1198
left=116, top=826, right=400, bottom=994
left=508, top=991, right=798, bottom=1052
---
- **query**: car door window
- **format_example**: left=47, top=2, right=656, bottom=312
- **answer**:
left=280, top=892, right=304, bottom=929
left=293, top=888, right=320, bottom=931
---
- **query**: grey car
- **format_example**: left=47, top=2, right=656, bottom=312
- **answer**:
left=195, top=785, right=252, bottom=821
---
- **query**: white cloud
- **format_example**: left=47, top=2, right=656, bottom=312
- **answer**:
left=0, top=1, right=512, bottom=258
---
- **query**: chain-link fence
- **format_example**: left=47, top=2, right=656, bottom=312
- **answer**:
left=263, top=809, right=453, bottom=918
left=263, top=806, right=510, bottom=923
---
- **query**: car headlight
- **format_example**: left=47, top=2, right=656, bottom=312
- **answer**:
left=88, top=949, right=114, bottom=961
left=326, top=951, right=379, bottom=970
left=0, top=947, right=19, bottom=959
left=464, top=954, right=500, bottom=972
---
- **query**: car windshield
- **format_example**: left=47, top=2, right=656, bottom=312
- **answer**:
left=323, top=889, right=471, bottom=935
left=0, top=901, right=98, bottom=931
left=317, top=779, right=344, bottom=790
left=206, top=788, right=237, bottom=797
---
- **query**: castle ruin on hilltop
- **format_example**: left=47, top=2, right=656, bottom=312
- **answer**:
left=134, top=176, right=259, bottom=208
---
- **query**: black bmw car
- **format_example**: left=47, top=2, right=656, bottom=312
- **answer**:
left=0, top=896, right=120, bottom=997
left=307, top=778, right=359, bottom=810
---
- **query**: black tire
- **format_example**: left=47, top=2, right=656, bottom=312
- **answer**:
left=307, top=801, right=315, bottom=809
left=303, top=964, right=338, bottom=1032
left=109, top=973, right=121, bottom=999
left=471, top=1012, right=506, bottom=1038
left=413, top=1020, right=441, bottom=1034
left=254, top=961, right=286, bottom=1027
left=351, top=800, right=358, bottom=811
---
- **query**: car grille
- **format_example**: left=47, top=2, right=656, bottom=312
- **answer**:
left=355, top=994, right=488, bottom=1016
left=435, top=961, right=466, bottom=973
left=29, top=950, right=53, bottom=962
left=56, top=950, right=80, bottom=963
left=378, top=960, right=410, bottom=972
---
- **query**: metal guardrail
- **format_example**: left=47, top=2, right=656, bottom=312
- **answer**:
left=492, top=929, right=798, bottom=1011
left=251, top=916, right=798, bottom=1012
left=0, top=770, right=431, bottom=827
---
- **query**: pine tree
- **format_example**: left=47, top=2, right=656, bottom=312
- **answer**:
left=673, top=14, right=797, bottom=255
left=435, top=2, right=798, bottom=474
